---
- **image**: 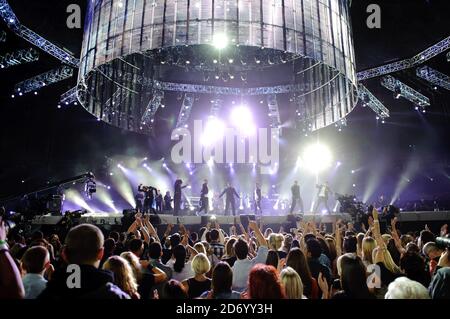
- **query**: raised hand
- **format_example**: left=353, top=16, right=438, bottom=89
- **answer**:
left=318, top=273, right=329, bottom=299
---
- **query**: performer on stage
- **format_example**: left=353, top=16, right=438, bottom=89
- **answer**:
left=164, top=191, right=173, bottom=211
left=219, top=183, right=240, bottom=216
left=197, top=179, right=209, bottom=216
left=135, top=192, right=144, bottom=213
left=138, top=184, right=156, bottom=214
left=290, top=180, right=304, bottom=214
left=314, top=181, right=332, bottom=213
left=254, top=183, right=263, bottom=215
left=155, top=189, right=163, bottom=213
left=173, top=179, right=188, bottom=216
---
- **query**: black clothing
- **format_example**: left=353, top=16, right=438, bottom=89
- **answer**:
left=164, top=194, right=173, bottom=211
left=155, top=194, right=163, bottom=212
left=138, top=271, right=156, bottom=300
left=174, top=180, right=187, bottom=216
left=219, top=186, right=240, bottom=216
left=198, top=182, right=209, bottom=214
left=308, top=258, right=332, bottom=286
left=187, top=278, right=212, bottom=299
left=222, top=256, right=237, bottom=267
left=138, top=185, right=156, bottom=214
left=290, top=184, right=304, bottom=214
left=38, top=265, right=130, bottom=299
left=254, top=187, right=263, bottom=215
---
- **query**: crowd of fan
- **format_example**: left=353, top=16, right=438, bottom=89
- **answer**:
left=0, top=209, right=449, bottom=300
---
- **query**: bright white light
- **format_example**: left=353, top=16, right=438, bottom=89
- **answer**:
left=301, top=143, right=332, bottom=173
left=212, top=33, right=228, bottom=50
left=230, top=106, right=256, bottom=136
left=202, top=117, right=225, bottom=146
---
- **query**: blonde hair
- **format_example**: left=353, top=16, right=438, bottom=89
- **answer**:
left=268, top=233, right=284, bottom=251
left=194, top=242, right=206, bottom=255
left=381, top=234, right=392, bottom=245
left=191, top=253, right=211, bottom=275
left=103, top=256, right=138, bottom=297
left=280, top=267, right=304, bottom=299
left=120, top=251, right=142, bottom=281
left=373, top=247, right=402, bottom=274
left=362, top=237, right=376, bottom=265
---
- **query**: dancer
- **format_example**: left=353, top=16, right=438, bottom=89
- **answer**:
left=314, top=181, right=332, bottom=213
left=289, top=180, right=304, bottom=214
left=173, top=179, right=188, bottom=216
left=219, top=183, right=240, bottom=216
left=254, top=183, right=263, bottom=215
left=138, top=184, right=157, bottom=214
left=197, top=179, right=209, bottom=216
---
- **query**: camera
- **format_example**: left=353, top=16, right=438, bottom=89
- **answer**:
left=435, top=237, right=450, bottom=249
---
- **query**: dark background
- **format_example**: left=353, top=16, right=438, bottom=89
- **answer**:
left=1, top=0, right=450, bottom=204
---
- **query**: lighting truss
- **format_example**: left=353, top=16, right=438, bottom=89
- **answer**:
left=175, top=93, right=195, bottom=129
left=210, top=98, right=223, bottom=117
left=0, top=48, right=39, bottom=69
left=14, top=65, right=74, bottom=94
left=357, top=36, right=450, bottom=81
left=447, top=51, right=450, bottom=62
left=0, top=30, right=6, bottom=42
left=380, top=75, right=430, bottom=106
left=267, top=94, right=281, bottom=130
left=417, top=66, right=450, bottom=91
left=156, top=80, right=303, bottom=96
left=140, top=89, right=164, bottom=131
left=59, top=86, right=78, bottom=105
left=102, top=88, right=131, bottom=120
left=0, top=0, right=79, bottom=67
left=358, top=85, right=390, bottom=119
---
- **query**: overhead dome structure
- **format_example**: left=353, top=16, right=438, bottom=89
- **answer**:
left=78, top=0, right=358, bottom=134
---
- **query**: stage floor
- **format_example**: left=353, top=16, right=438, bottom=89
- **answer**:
left=31, top=210, right=450, bottom=226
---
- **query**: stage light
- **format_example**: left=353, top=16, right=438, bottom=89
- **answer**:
left=301, top=143, right=332, bottom=173
left=230, top=105, right=256, bottom=136
left=212, top=33, right=228, bottom=50
left=321, top=209, right=328, bottom=215
left=202, top=117, right=225, bottom=146
left=163, top=163, right=167, bottom=168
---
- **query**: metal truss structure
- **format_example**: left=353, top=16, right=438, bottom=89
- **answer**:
left=140, top=90, right=164, bottom=131
left=357, top=36, right=450, bottom=81
left=155, top=80, right=305, bottom=96
left=267, top=94, right=281, bottom=130
left=417, top=66, right=450, bottom=91
left=447, top=51, right=450, bottom=62
left=0, top=0, right=79, bottom=67
left=0, top=48, right=38, bottom=69
left=14, top=65, right=74, bottom=94
left=59, top=86, right=78, bottom=105
left=175, top=93, right=195, bottom=129
left=210, top=98, right=223, bottom=117
left=358, top=85, right=390, bottom=119
left=380, top=75, right=430, bottom=106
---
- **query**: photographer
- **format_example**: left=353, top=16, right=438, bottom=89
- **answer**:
left=0, top=210, right=25, bottom=298
left=428, top=229, right=450, bottom=299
